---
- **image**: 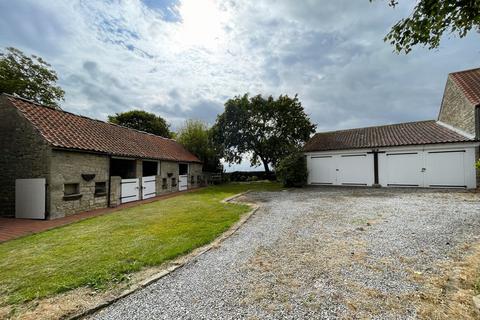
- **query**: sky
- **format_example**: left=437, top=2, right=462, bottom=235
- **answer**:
left=0, top=0, right=479, bottom=171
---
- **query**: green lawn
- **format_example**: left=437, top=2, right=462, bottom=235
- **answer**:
left=0, top=182, right=281, bottom=306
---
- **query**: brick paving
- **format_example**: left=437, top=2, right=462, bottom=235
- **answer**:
left=0, top=187, right=203, bottom=243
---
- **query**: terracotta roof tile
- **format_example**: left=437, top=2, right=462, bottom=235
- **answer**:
left=4, top=94, right=201, bottom=163
left=304, top=120, right=474, bottom=152
left=449, top=67, right=480, bottom=106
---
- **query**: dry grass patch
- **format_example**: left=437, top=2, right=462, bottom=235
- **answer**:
left=414, top=241, right=480, bottom=319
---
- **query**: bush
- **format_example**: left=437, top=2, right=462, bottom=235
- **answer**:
left=276, top=153, right=308, bottom=187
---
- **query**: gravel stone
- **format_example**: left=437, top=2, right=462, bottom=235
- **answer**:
left=91, top=187, right=480, bottom=319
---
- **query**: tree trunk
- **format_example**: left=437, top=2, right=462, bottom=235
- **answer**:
left=262, top=159, right=270, bottom=174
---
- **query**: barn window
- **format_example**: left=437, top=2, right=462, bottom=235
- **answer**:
left=191, top=175, right=195, bottom=184
left=162, top=178, right=167, bottom=189
left=171, top=177, right=177, bottom=187
left=94, top=182, right=107, bottom=196
left=64, top=183, right=79, bottom=196
left=63, top=183, right=81, bottom=200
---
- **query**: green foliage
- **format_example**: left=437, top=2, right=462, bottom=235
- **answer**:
left=108, top=110, right=172, bottom=138
left=476, top=159, right=480, bottom=170
left=375, top=0, right=480, bottom=53
left=212, top=94, right=316, bottom=173
left=0, top=47, right=65, bottom=107
left=276, top=152, right=308, bottom=187
left=0, top=182, right=281, bottom=305
left=176, top=119, right=222, bottom=172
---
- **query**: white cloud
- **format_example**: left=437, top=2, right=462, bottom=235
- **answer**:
left=1, top=0, right=479, bottom=170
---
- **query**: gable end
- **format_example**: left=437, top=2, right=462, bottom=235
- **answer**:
left=438, top=75, right=477, bottom=136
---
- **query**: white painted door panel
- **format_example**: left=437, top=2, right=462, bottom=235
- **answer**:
left=142, top=176, right=156, bottom=199
left=179, top=175, right=188, bottom=191
left=309, top=156, right=336, bottom=184
left=15, top=178, right=46, bottom=219
left=384, top=152, right=423, bottom=187
left=337, top=154, right=372, bottom=186
left=425, top=151, right=465, bottom=187
left=121, top=178, right=140, bottom=203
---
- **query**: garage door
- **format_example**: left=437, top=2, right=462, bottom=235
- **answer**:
left=309, top=156, right=336, bottom=185
left=337, top=154, right=373, bottom=186
left=384, top=152, right=424, bottom=187
left=308, top=153, right=373, bottom=186
left=425, top=151, right=465, bottom=187
left=380, top=149, right=467, bottom=188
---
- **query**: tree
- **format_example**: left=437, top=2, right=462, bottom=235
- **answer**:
left=0, top=47, right=65, bottom=107
left=375, top=1, right=480, bottom=53
left=177, top=119, right=222, bottom=172
left=108, top=110, right=172, bottom=138
left=212, top=94, right=316, bottom=173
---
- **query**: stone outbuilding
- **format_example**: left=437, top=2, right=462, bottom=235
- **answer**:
left=0, top=94, right=203, bottom=220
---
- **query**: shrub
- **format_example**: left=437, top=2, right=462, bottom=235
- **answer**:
left=476, top=159, right=480, bottom=170
left=276, top=152, right=308, bottom=187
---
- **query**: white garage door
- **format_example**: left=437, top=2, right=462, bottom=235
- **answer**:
left=308, top=153, right=373, bottom=186
left=337, top=154, right=373, bottom=186
left=425, top=151, right=465, bottom=187
left=380, top=149, right=467, bottom=188
left=309, top=156, right=336, bottom=185
left=384, top=152, right=424, bottom=187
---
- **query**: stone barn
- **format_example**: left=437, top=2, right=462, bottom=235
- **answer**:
left=0, top=94, right=203, bottom=220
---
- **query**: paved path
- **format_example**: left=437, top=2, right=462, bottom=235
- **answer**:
left=0, top=188, right=203, bottom=243
left=92, top=188, right=480, bottom=319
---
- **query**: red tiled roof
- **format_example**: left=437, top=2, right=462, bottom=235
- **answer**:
left=4, top=94, right=201, bottom=163
left=449, top=67, right=480, bottom=106
left=304, top=120, right=474, bottom=152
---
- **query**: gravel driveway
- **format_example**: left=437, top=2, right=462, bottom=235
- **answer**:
left=91, top=187, right=480, bottom=319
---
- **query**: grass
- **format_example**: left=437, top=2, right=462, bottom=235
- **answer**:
left=0, top=181, right=282, bottom=306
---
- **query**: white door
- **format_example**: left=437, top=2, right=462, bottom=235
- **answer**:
left=142, top=176, right=156, bottom=199
left=384, top=152, right=424, bottom=187
left=336, top=154, right=373, bottom=186
left=425, top=151, right=466, bottom=187
left=380, top=149, right=469, bottom=188
left=309, top=156, right=336, bottom=185
left=121, top=178, right=140, bottom=203
left=15, top=178, right=46, bottom=219
left=179, top=175, right=188, bottom=191
left=308, top=153, right=373, bottom=186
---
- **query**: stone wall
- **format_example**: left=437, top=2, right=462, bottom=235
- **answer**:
left=0, top=97, right=51, bottom=217
left=109, top=176, right=121, bottom=207
left=438, top=76, right=476, bottom=135
left=135, top=160, right=143, bottom=178
left=189, top=163, right=204, bottom=188
left=158, top=161, right=180, bottom=194
left=49, top=150, right=109, bottom=219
